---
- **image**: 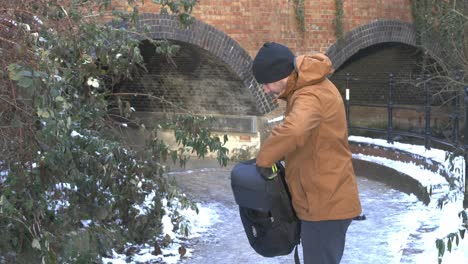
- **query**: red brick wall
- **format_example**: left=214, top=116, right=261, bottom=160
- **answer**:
left=342, top=0, right=411, bottom=31
left=139, top=0, right=412, bottom=57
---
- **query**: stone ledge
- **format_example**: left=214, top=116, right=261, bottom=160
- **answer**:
left=350, top=142, right=451, bottom=205
left=352, top=159, right=430, bottom=205
left=350, top=143, right=448, bottom=178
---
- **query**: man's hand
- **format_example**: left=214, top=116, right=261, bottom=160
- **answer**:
left=257, top=163, right=279, bottom=180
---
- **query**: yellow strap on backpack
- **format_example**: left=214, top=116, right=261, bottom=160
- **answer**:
left=266, top=163, right=278, bottom=180
left=272, top=163, right=278, bottom=174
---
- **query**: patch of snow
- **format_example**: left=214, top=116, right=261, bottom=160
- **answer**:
left=48, top=199, right=70, bottom=212
left=71, top=131, right=83, bottom=138
left=33, top=16, right=43, bottom=25
left=352, top=153, right=448, bottom=189
left=87, top=77, right=99, bottom=88
left=133, top=191, right=156, bottom=217
left=80, top=219, right=92, bottom=228
left=350, top=136, right=467, bottom=263
left=267, top=115, right=284, bottom=124
left=55, top=183, right=77, bottom=191
left=103, top=201, right=220, bottom=264
left=349, top=136, right=449, bottom=164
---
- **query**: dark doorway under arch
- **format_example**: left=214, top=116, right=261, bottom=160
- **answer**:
left=330, top=42, right=427, bottom=105
left=114, top=40, right=258, bottom=115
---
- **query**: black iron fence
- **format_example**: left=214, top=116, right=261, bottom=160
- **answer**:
left=333, top=71, right=468, bottom=207
left=332, top=72, right=466, bottom=151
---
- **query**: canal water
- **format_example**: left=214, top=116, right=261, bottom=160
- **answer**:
left=168, top=163, right=439, bottom=264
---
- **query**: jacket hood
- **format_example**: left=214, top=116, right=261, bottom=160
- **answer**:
left=278, top=53, right=333, bottom=100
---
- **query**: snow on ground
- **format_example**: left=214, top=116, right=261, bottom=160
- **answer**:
left=349, top=136, right=468, bottom=263
left=0, top=161, right=7, bottom=184
left=353, top=153, right=448, bottom=189
left=0, top=169, right=6, bottom=184
left=101, top=136, right=468, bottom=264
left=349, top=136, right=449, bottom=163
left=102, top=201, right=221, bottom=264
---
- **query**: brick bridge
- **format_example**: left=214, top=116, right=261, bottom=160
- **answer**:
left=114, top=0, right=438, bottom=137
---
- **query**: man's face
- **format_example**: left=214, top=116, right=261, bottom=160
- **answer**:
left=262, top=79, right=286, bottom=96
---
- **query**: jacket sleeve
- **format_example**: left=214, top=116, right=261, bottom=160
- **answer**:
left=256, top=92, right=323, bottom=167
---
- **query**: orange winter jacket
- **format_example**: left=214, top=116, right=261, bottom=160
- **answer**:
left=256, top=54, right=362, bottom=221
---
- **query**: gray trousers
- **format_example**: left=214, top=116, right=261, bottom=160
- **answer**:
left=301, top=219, right=352, bottom=264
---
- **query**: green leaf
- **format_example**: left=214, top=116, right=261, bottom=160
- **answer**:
left=178, top=13, right=192, bottom=25
left=447, top=238, right=452, bottom=252
left=17, top=76, right=34, bottom=89
left=436, top=238, right=445, bottom=257
left=181, top=0, right=194, bottom=12
left=25, top=199, right=33, bottom=211
left=168, top=2, right=180, bottom=13
left=32, top=71, right=47, bottom=78
left=37, top=109, right=50, bottom=118
left=7, top=63, right=22, bottom=81
left=459, top=210, right=468, bottom=221
left=132, top=6, right=139, bottom=24
left=171, top=150, right=177, bottom=164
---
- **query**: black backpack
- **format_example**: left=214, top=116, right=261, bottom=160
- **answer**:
left=230, top=159, right=301, bottom=263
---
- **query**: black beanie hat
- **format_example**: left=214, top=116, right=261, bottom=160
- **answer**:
left=252, top=42, right=295, bottom=84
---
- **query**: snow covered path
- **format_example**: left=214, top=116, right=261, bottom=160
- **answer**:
left=168, top=164, right=458, bottom=264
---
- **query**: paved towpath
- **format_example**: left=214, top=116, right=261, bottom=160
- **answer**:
left=167, top=161, right=440, bottom=264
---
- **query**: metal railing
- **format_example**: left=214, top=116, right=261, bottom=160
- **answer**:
left=340, top=72, right=464, bottom=150
left=337, top=71, right=468, bottom=207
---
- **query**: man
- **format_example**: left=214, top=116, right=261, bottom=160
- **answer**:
left=253, top=42, right=362, bottom=264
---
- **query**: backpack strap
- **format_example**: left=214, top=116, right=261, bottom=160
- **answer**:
left=294, top=245, right=300, bottom=264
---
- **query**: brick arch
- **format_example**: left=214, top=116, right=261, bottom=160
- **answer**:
left=326, top=20, right=418, bottom=70
left=133, top=13, right=274, bottom=115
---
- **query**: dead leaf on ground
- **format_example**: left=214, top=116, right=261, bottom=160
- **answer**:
left=153, top=241, right=162, bottom=255
left=178, top=245, right=187, bottom=257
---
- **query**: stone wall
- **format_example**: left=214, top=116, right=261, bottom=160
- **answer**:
left=118, top=112, right=262, bottom=158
